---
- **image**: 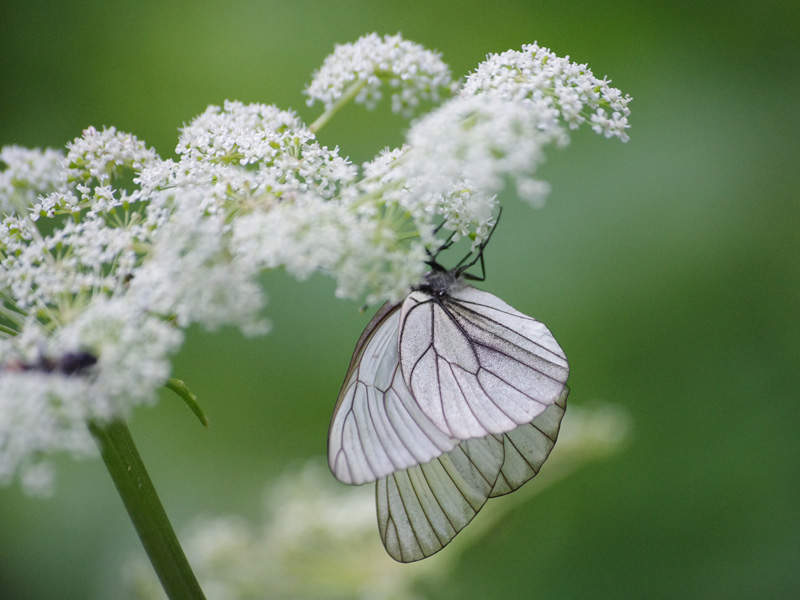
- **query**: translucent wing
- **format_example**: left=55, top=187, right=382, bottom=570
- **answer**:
left=376, top=434, right=504, bottom=562
left=377, top=386, right=568, bottom=562
left=328, top=303, right=459, bottom=485
left=399, top=285, right=569, bottom=440
left=490, top=385, right=568, bottom=497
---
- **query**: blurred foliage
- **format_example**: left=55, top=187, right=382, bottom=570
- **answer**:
left=1, top=1, right=798, bottom=599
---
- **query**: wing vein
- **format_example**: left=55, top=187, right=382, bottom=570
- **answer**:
left=450, top=300, right=568, bottom=375
left=395, top=471, right=427, bottom=558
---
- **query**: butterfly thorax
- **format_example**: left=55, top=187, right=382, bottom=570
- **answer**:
left=415, top=269, right=465, bottom=298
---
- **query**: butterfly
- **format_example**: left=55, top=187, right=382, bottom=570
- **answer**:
left=328, top=226, right=569, bottom=562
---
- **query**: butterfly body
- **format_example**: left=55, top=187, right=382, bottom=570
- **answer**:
left=329, top=267, right=569, bottom=561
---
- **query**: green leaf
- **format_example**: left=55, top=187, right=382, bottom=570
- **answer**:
left=166, top=378, right=209, bottom=429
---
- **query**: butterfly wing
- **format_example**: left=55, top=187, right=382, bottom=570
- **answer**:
left=328, top=303, right=459, bottom=485
left=376, top=386, right=568, bottom=562
left=376, top=433, right=504, bottom=562
left=399, top=285, right=569, bottom=440
left=490, top=385, right=568, bottom=497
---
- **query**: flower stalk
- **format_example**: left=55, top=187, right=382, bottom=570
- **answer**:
left=308, top=79, right=367, bottom=133
left=88, top=419, right=206, bottom=600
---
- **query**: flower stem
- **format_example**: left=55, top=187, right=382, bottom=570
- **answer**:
left=308, top=79, right=368, bottom=133
left=89, top=419, right=206, bottom=600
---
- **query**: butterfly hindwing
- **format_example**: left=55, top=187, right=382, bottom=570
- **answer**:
left=490, top=385, right=568, bottom=497
left=377, top=386, right=568, bottom=562
left=377, top=433, right=504, bottom=562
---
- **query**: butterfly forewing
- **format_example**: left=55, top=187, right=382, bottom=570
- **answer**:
left=328, top=303, right=459, bottom=485
left=398, top=285, right=569, bottom=440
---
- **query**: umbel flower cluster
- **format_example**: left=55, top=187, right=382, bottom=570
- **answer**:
left=0, top=33, right=631, bottom=494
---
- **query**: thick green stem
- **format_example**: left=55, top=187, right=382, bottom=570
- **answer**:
left=89, top=419, right=206, bottom=600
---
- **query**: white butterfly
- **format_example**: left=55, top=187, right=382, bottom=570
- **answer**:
left=328, top=246, right=569, bottom=562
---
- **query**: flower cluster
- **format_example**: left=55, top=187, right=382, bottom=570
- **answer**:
left=305, top=33, right=455, bottom=117
left=1, top=33, right=631, bottom=493
left=0, top=129, right=180, bottom=493
left=0, top=146, right=65, bottom=214
left=404, top=94, right=570, bottom=215
left=461, top=43, right=632, bottom=141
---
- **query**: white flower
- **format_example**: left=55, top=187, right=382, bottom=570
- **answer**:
left=305, top=33, right=454, bottom=117
left=129, top=193, right=269, bottom=335
left=176, top=101, right=310, bottom=178
left=461, top=42, right=632, bottom=141
left=55, top=297, right=184, bottom=417
left=1, top=213, right=147, bottom=312
left=0, top=297, right=182, bottom=492
left=142, top=100, right=357, bottom=211
left=376, top=94, right=567, bottom=246
left=52, top=126, right=158, bottom=216
left=0, top=146, right=65, bottom=214
left=232, top=193, right=428, bottom=304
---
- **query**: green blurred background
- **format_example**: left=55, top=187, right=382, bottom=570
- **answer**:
left=1, top=1, right=798, bottom=598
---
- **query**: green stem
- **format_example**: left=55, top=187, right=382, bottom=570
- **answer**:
left=89, top=419, right=206, bottom=600
left=308, top=79, right=368, bottom=133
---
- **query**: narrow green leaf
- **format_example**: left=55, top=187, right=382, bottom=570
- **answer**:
left=166, top=378, right=209, bottom=429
